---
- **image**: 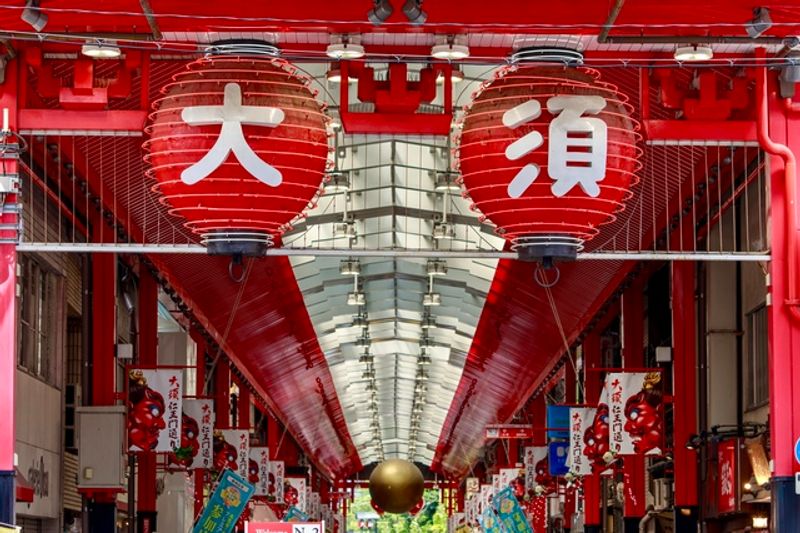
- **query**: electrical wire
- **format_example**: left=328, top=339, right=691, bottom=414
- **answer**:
left=544, top=283, right=585, bottom=399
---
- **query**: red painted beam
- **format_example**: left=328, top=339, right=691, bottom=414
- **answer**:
left=643, top=120, right=757, bottom=143
left=136, top=270, right=159, bottom=513
left=18, top=109, right=147, bottom=133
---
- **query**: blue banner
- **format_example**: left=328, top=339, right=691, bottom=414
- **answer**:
left=546, top=405, right=570, bottom=439
left=479, top=506, right=504, bottom=533
left=193, top=469, right=255, bottom=533
left=548, top=441, right=570, bottom=476
left=283, top=506, right=311, bottom=522
left=493, top=487, right=533, bottom=533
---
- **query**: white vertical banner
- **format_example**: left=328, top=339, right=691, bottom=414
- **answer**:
left=249, top=446, right=270, bottom=495
left=524, top=446, right=548, bottom=492
left=492, top=474, right=501, bottom=498
left=184, top=398, right=214, bottom=470
left=287, top=477, right=307, bottom=511
left=606, top=372, right=663, bottom=455
left=127, top=369, right=183, bottom=453
left=480, top=484, right=492, bottom=514
left=268, top=460, right=284, bottom=502
left=568, top=407, right=595, bottom=476
left=220, top=429, right=249, bottom=478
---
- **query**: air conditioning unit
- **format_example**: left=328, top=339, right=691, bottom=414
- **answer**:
left=64, top=384, right=81, bottom=451
left=652, top=478, right=673, bottom=509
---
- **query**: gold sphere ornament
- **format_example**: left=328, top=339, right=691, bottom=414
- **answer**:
left=368, top=459, right=425, bottom=514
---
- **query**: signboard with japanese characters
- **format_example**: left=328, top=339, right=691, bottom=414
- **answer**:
left=246, top=521, right=322, bottom=533
left=176, top=399, right=214, bottom=470
left=493, top=487, right=534, bottom=533
left=268, top=460, right=285, bottom=502
left=717, top=440, right=739, bottom=515
left=479, top=506, right=503, bottom=533
left=485, top=425, right=534, bottom=440
left=606, top=372, right=663, bottom=455
left=567, top=407, right=595, bottom=476
left=127, top=369, right=182, bottom=453
left=214, top=430, right=249, bottom=479
left=286, top=478, right=307, bottom=512
left=480, top=484, right=493, bottom=513
left=192, top=469, right=255, bottom=533
left=249, top=447, right=270, bottom=496
left=524, top=446, right=549, bottom=493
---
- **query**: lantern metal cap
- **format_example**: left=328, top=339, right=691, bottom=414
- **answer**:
left=510, top=46, right=584, bottom=66
left=512, top=234, right=583, bottom=263
left=203, top=230, right=273, bottom=257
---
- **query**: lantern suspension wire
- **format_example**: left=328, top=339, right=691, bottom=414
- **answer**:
left=544, top=284, right=584, bottom=399
left=201, top=257, right=255, bottom=396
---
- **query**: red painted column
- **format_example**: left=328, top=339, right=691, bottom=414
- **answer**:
left=530, top=395, right=547, bottom=533
left=621, top=284, right=646, bottom=527
left=191, top=330, right=207, bottom=517
left=581, top=332, right=602, bottom=532
left=215, top=361, right=230, bottom=429
left=563, top=360, right=577, bottom=529
left=765, top=77, right=800, bottom=531
left=267, top=414, right=279, bottom=460
left=671, top=263, right=698, bottom=509
left=91, top=253, right=117, bottom=405
left=0, top=60, right=19, bottom=524
left=237, top=379, right=251, bottom=432
left=136, top=270, right=159, bottom=527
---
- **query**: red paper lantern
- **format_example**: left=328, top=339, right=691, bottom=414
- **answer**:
left=144, top=54, right=330, bottom=255
left=457, top=65, right=641, bottom=261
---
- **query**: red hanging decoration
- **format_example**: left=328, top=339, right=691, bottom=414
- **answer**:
left=144, top=54, right=331, bottom=255
left=456, top=65, right=642, bottom=261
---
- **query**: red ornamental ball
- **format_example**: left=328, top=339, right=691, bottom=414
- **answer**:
left=457, top=66, right=642, bottom=256
left=144, top=55, right=330, bottom=248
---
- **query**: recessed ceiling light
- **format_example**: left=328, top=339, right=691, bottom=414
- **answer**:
left=674, top=45, right=713, bottom=62
left=82, top=41, right=122, bottom=59
left=436, top=69, right=465, bottom=84
left=326, top=41, right=365, bottom=60
left=432, top=36, right=469, bottom=60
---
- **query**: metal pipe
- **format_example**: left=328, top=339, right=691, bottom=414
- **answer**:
left=11, top=243, right=773, bottom=261
left=138, top=0, right=163, bottom=41
left=605, top=35, right=785, bottom=45
left=597, top=0, right=626, bottom=44
left=755, top=48, right=800, bottom=322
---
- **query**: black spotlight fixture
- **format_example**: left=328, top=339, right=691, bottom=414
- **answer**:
left=402, top=0, right=427, bottom=25
left=21, top=0, right=48, bottom=32
left=368, top=0, right=393, bottom=25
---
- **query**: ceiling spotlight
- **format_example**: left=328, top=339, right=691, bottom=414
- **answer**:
left=326, top=36, right=366, bottom=60
left=368, top=0, right=393, bottom=25
left=403, top=0, right=427, bottom=25
left=326, top=171, right=351, bottom=193
left=347, top=291, right=366, bottom=306
left=426, top=259, right=448, bottom=276
left=674, top=45, right=713, bottom=62
left=21, top=0, right=47, bottom=32
left=423, top=292, right=441, bottom=306
left=745, top=7, right=772, bottom=39
left=334, top=221, right=357, bottom=238
left=340, top=259, right=361, bottom=276
left=432, top=35, right=470, bottom=60
left=433, top=221, right=455, bottom=240
left=436, top=69, right=465, bottom=84
left=81, top=41, right=122, bottom=59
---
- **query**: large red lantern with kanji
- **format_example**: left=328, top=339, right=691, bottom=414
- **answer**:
left=144, top=53, right=330, bottom=255
left=457, top=65, right=641, bottom=261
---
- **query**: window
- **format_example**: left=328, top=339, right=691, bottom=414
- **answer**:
left=745, top=305, right=769, bottom=409
left=18, top=255, right=63, bottom=385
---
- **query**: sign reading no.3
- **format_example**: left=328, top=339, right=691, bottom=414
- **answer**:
left=245, top=522, right=323, bottom=533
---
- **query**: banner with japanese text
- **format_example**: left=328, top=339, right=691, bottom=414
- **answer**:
left=606, top=372, right=663, bottom=455
left=493, top=486, right=534, bottom=533
left=480, top=484, right=493, bottom=513
left=283, top=506, right=310, bottom=522
left=214, top=430, right=249, bottom=479
left=192, top=469, right=255, bottom=533
left=286, top=478, right=307, bottom=511
left=249, top=447, right=270, bottom=496
left=567, top=407, right=595, bottom=476
left=128, top=368, right=182, bottom=453
left=268, top=461, right=285, bottom=502
left=524, top=446, right=549, bottom=494
left=479, top=506, right=503, bottom=533
left=246, top=521, right=321, bottom=532
left=169, top=398, right=214, bottom=470
left=717, top=440, right=739, bottom=514
left=499, top=468, right=525, bottom=499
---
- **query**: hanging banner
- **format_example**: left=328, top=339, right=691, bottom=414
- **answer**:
left=128, top=369, right=183, bottom=453
left=286, top=478, right=307, bottom=511
left=717, top=440, right=739, bottom=515
left=466, top=477, right=480, bottom=497
left=283, top=506, right=310, bottom=523
left=480, top=484, right=493, bottom=513
left=493, top=487, right=534, bottom=533
left=214, top=430, right=249, bottom=478
left=249, top=447, right=270, bottom=496
left=585, top=387, right=611, bottom=473
left=568, top=407, right=595, bottom=476
left=500, top=468, right=526, bottom=500
left=169, top=399, right=214, bottom=470
left=607, top=372, right=663, bottom=455
left=192, top=469, right=255, bottom=533
left=546, top=405, right=570, bottom=439
left=479, top=506, right=503, bottom=533
left=524, top=447, right=551, bottom=494
left=547, top=441, right=569, bottom=476
left=268, top=461, right=285, bottom=502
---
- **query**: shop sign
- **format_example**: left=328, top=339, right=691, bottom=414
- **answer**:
left=485, top=425, right=534, bottom=439
left=246, top=522, right=322, bottom=533
left=717, top=439, right=739, bottom=515
left=193, top=469, right=255, bottom=533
